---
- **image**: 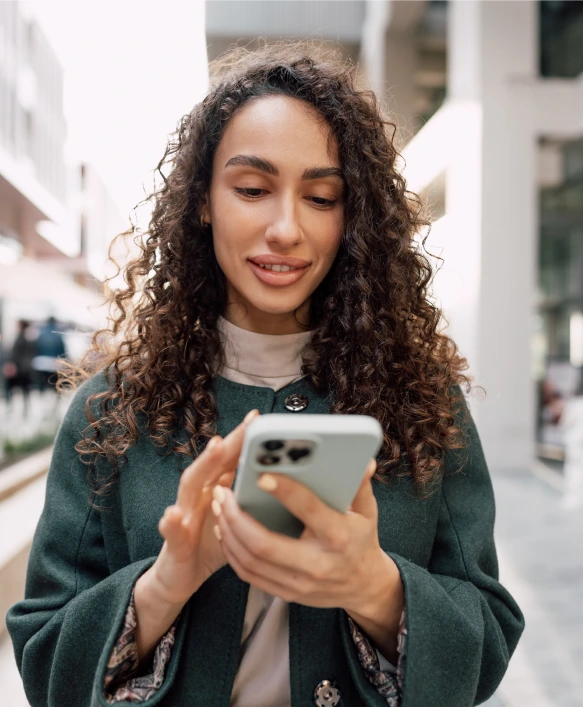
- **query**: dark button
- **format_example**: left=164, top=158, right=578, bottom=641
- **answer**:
left=284, top=393, right=309, bottom=412
left=313, top=679, right=341, bottom=707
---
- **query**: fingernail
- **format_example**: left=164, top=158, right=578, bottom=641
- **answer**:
left=244, top=409, right=259, bottom=423
left=213, top=485, right=225, bottom=504
left=207, top=435, right=222, bottom=452
left=257, top=474, right=277, bottom=492
left=213, top=524, right=222, bottom=541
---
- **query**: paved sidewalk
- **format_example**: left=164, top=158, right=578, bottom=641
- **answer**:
left=490, top=467, right=583, bottom=707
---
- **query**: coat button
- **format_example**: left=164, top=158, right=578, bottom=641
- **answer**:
left=313, top=679, right=341, bottom=707
left=284, top=393, right=309, bottom=412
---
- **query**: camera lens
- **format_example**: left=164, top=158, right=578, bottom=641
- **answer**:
left=288, top=447, right=311, bottom=463
left=263, top=439, right=284, bottom=451
left=258, top=454, right=281, bottom=466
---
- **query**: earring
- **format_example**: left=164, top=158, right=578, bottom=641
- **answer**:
left=200, top=214, right=210, bottom=229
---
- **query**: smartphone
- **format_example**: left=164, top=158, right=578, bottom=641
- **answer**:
left=233, top=413, right=383, bottom=538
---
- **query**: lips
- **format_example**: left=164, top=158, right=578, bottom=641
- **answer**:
left=247, top=259, right=310, bottom=287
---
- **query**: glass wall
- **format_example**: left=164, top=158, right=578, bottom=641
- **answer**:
left=537, top=139, right=583, bottom=463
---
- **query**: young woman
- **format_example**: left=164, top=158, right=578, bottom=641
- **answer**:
left=7, top=42, right=524, bottom=707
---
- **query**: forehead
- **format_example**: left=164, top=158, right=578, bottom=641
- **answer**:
left=214, top=94, right=339, bottom=167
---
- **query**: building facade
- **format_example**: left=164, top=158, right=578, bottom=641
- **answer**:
left=0, top=1, right=75, bottom=260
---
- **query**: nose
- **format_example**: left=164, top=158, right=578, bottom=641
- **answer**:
left=264, top=192, right=302, bottom=248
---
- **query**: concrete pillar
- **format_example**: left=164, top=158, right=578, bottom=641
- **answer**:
left=447, top=0, right=538, bottom=470
left=361, top=1, right=426, bottom=146
left=384, top=1, right=427, bottom=148
left=384, top=33, right=419, bottom=148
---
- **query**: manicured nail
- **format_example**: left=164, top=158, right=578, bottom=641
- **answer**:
left=207, top=436, right=222, bottom=452
left=213, top=485, right=225, bottom=504
left=211, top=499, right=222, bottom=517
left=257, top=474, right=277, bottom=492
left=244, top=409, right=260, bottom=424
left=213, top=524, right=222, bottom=541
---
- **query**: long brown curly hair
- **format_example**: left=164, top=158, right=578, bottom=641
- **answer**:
left=62, top=40, right=478, bottom=500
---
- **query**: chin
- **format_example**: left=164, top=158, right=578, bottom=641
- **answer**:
left=248, top=295, right=306, bottom=316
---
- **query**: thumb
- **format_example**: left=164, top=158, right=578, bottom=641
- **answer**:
left=349, top=459, right=378, bottom=517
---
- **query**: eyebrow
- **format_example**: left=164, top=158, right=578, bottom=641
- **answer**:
left=224, top=154, right=344, bottom=182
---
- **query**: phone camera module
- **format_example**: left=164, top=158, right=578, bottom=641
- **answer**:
left=263, top=439, right=284, bottom=451
left=258, top=454, right=281, bottom=466
left=288, top=447, right=311, bottom=463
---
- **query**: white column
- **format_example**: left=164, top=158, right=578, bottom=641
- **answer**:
left=447, top=0, right=538, bottom=470
left=384, top=33, right=419, bottom=148
left=383, top=0, right=427, bottom=147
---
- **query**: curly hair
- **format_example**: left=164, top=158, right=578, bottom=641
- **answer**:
left=62, top=39, right=478, bottom=500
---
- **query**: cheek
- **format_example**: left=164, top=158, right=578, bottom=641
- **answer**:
left=317, top=219, right=343, bottom=266
left=211, top=197, right=261, bottom=258
left=211, top=210, right=254, bottom=269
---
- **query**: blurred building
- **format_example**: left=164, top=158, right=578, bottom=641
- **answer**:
left=205, top=0, right=583, bottom=475
left=206, top=1, right=365, bottom=64
left=41, top=162, right=127, bottom=292
left=0, top=2, right=119, bottom=363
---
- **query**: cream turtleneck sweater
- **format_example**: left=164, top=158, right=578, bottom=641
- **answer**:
left=216, top=315, right=314, bottom=707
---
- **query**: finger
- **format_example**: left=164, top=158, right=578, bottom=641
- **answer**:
left=206, top=409, right=261, bottom=483
left=217, top=469, right=237, bottom=489
left=255, top=473, right=347, bottom=542
left=215, top=486, right=319, bottom=573
left=216, top=503, right=302, bottom=583
left=219, top=533, right=297, bottom=603
left=159, top=505, right=189, bottom=553
left=349, top=458, right=378, bottom=518
left=177, top=436, right=223, bottom=510
left=178, top=410, right=260, bottom=508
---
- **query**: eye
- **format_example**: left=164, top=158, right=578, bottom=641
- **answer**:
left=309, top=196, right=337, bottom=208
left=234, top=187, right=266, bottom=198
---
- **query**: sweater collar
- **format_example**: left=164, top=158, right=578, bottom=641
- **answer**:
left=216, top=315, right=315, bottom=380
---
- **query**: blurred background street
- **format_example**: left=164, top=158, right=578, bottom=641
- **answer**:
left=1, top=0, right=582, bottom=706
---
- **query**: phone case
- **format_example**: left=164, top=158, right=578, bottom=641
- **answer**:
left=233, top=413, right=383, bottom=537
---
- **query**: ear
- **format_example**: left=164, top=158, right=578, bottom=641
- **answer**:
left=201, top=195, right=211, bottom=225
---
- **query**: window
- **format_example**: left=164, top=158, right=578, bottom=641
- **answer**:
left=540, top=0, right=583, bottom=78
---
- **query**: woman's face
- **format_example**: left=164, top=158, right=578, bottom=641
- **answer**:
left=202, top=94, right=345, bottom=334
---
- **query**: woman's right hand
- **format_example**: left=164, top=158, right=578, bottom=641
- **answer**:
left=148, top=408, right=261, bottom=606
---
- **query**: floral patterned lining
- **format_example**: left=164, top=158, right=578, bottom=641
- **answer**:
left=103, top=586, right=179, bottom=704
left=104, top=586, right=407, bottom=706
left=348, top=606, right=407, bottom=707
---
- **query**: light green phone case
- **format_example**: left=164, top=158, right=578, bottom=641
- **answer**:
left=233, top=413, right=383, bottom=537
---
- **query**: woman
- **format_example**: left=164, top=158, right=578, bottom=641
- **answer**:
left=6, top=42, right=524, bottom=707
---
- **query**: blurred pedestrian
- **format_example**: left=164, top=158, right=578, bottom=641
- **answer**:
left=32, top=316, right=67, bottom=393
left=561, top=381, right=583, bottom=510
left=3, top=319, right=36, bottom=415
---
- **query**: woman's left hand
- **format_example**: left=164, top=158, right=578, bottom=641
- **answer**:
left=211, top=459, right=401, bottom=622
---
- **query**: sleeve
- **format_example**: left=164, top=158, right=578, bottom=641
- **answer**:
left=4, top=375, right=189, bottom=707
left=349, top=605, right=407, bottom=707
left=103, top=585, right=180, bottom=704
left=339, top=387, right=525, bottom=707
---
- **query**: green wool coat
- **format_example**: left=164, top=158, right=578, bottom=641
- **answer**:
left=6, top=370, right=525, bottom=707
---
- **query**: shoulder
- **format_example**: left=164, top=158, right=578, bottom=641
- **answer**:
left=62, top=368, right=113, bottom=434
left=442, top=385, right=492, bottom=501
